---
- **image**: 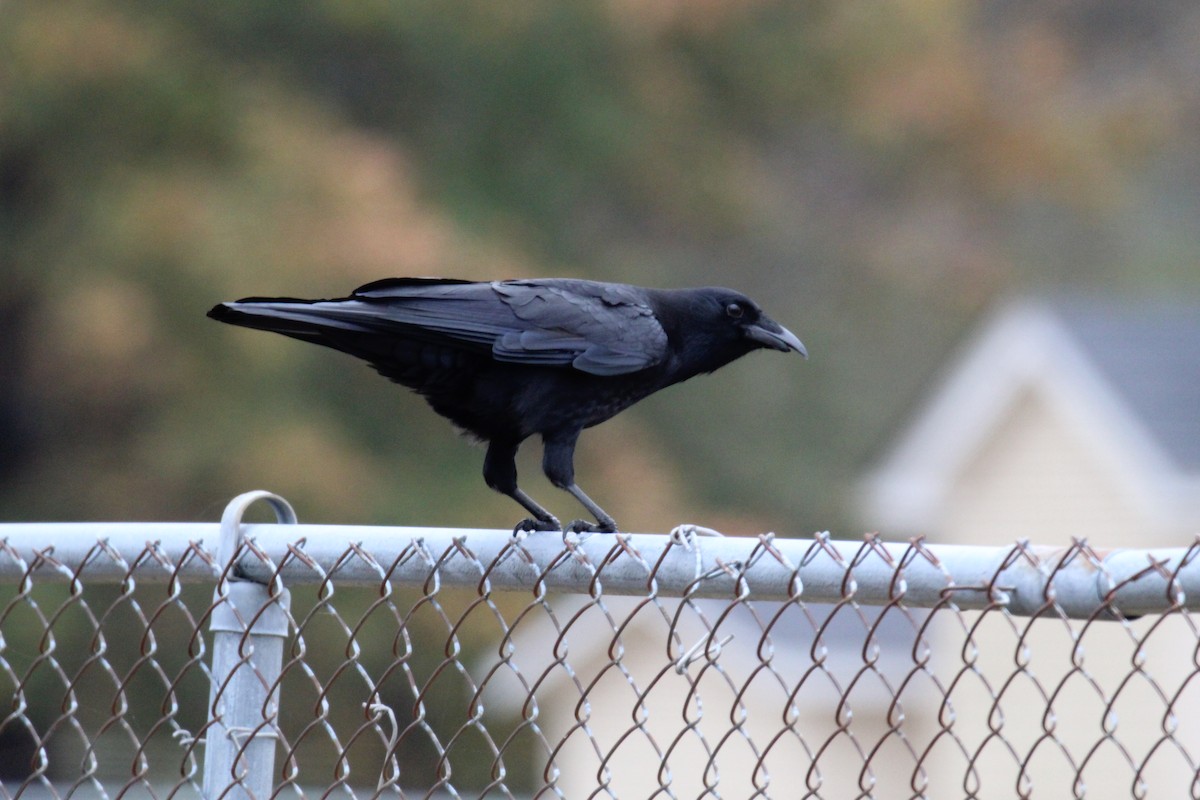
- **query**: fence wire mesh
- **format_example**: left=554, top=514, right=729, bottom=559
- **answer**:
left=3, top=504, right=1200, bottom=799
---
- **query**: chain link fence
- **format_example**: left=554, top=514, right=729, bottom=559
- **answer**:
left=3, top=491, right=1200, bottom=799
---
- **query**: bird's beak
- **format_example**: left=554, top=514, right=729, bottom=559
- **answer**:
left=745, top=318, right=808, bottom=358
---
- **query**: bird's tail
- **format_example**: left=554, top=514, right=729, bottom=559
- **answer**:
left=208, top=297, right=416, bottom=368
left=209, top=297, right=369, bottom=338
left=207, top=292, right=492, bottom=378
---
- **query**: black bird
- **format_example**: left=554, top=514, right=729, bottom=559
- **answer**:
left=209, top=278, right=806, bottom=533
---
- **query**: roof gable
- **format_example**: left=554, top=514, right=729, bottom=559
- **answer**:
left=859, top=298, right=1200, bottom=535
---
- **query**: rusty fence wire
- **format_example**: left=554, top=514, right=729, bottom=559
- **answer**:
left=3, top=491, right=1200, bottom=799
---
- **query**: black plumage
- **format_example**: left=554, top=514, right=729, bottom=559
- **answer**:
left=209, top=277, right=806, bottom=533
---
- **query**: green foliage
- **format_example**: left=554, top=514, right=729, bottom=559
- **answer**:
left=2, top=0, right=1199, bottom=534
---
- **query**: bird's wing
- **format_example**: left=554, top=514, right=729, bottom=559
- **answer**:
left=347, top=278, right=514, bottom=348
left=352, top=278, right=669, bottom=376
left=492, top=280, right=669, bottom=375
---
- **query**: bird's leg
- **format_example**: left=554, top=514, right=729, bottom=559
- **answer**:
left=542, top=433, right=618, bottom=534
left=483, top=439, right=561, bottom=532
left=563, top=484, right=618, bottom=534
left=509, top=488, right=562, bottom=533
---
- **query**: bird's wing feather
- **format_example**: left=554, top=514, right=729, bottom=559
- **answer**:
left=345, top=279, right=513, bottom=346
left=492, top=280, right=668, bottom=375
left=346, top=278, right=669, bottom=375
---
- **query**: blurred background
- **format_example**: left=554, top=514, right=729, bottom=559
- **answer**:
left=4, top=0, right=1199, bottom=536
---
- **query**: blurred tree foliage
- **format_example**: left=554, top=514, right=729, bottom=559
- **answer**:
left=2, top=0, right=1199, bottom=533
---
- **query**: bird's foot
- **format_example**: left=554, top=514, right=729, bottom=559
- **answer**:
left=566, top=518, right=618, bottom=535
left=512, top=517, right=562, bottom=540
left=562, top=519, right=607, bottom=546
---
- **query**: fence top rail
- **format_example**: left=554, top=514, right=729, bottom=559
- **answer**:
left=1, top=515, right=1197, bottom=620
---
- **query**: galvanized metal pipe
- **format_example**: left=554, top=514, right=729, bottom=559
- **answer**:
left=0, top=512, right=1195, bottom=619
left=201, top=492, right=296, bottom=800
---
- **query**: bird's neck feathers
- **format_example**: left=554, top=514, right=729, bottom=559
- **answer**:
left=648, top=288, right=757, bottom=381
left=677, top=335, right=756, bottom=377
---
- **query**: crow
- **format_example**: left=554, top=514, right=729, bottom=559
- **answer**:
left=209, top=278, right=805, bottom=533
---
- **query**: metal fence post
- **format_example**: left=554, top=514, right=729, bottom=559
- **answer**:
left=202, top=492, right=296, bottom=800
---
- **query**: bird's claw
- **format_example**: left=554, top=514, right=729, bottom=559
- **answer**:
left=512, top=517, right=562, bottom=540
left=562, top=519, right=606, bottom=545
left=566, top=519, right=618, bottom=534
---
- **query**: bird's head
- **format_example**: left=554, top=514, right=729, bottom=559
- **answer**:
left=726, top=295, right=807, bottom=357
left=660, top=287, right=807, bottom=375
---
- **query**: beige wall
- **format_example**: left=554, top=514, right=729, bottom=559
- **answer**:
left=488, top=597, right=938, bottom=798
left=486, top=581, right=1199, bottom=797
left=918, top=608, right=1200, bottom=799
left=937, top=387, right=1155, bottom=548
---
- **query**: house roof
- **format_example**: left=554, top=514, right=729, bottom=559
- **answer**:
left=859, top=297, right=1200, bottom=534
left=1055, top=298, right=1200, bottom=470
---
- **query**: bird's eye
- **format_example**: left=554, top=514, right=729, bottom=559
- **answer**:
left=725, top=302, right=744, bottom=319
